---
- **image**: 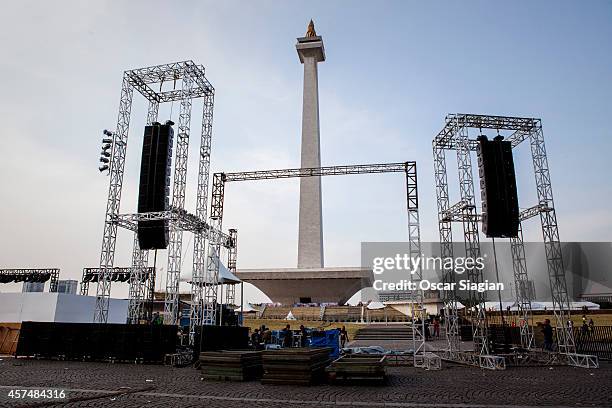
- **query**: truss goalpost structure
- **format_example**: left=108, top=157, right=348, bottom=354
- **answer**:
left=206, top=161, right=437, bottom=368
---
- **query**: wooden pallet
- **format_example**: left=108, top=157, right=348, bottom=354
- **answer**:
left=326, top=354, right=387, bottom=384
left=199, top=350, right=262, bottom=381
left=261, top=347, right=332, bottom=385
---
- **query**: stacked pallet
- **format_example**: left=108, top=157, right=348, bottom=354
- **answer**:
left=262, top=348, right=332, bottom=385
left=326, top=354, right=387, bottom=384
left=199, top=350, right=262, bottom=381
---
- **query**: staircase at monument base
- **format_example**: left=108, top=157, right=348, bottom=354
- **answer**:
left=353, top=325, right=414, bottom=341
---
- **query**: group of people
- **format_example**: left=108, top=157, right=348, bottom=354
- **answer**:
left=415, top=316, right=442, bottom=341
left=540, top=315, right=596, bottom=351
left=580, top=314, right=596, bottom=334
left=151, top=312, right=163, bottom=325
left=249, top=324, right=350, bottom=349
left=250, top=324, right=273, bottom=349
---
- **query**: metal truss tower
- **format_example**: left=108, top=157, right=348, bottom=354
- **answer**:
left=205, top=161, right=435, bottom=367
left=225, top=228, right=239, bottom=306
left=93, top=61, right=230, bottom=327
left=163, top=67, right=194, bottom=325
left=433, top=113, right=598, bottom=369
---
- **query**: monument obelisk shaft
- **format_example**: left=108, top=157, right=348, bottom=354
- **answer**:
left=296, top=21, right=325, bottom=268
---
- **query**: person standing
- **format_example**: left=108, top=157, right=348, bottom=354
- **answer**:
left=588, top=318, right=595, bottom=335
left=340, top=326, right=349, bottom=348
left=282, top=324, right=293, bottom=348
left=152, top=312, right=163, bottom=325
left=541, top=319, right=553, bottom=351
left=433, top=318, right=441, bottom=339
left=251, top=328, right=261, bottom=350
left=299, top=324, right=308, bottom=347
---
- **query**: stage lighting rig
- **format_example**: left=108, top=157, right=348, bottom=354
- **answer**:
left=98, top=129, right=115, bottom=174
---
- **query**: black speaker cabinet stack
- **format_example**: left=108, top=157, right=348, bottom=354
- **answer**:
left=137, top=121, right=174, bottom=250
left=196, top=325, right=250, bottom=352
left=477, top=135, right=520, bottom=238
left=15, top=322, right=178, bottom=363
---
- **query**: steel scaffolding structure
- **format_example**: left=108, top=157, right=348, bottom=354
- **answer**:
left=206, top=161, right=433, bottom=367
left=225, top=228, right=239, bottom=306
left=433, top=113, right=598, bottom=369
left=0, top=268, right=60, bottom=292
left=93, top=61, right=231, bottom=327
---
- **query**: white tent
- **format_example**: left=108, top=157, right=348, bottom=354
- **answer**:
left=285, top=311, right=297, bottom=320
left=530, top=301, right=600, bottom=311
left=483, top=301, right=517, bottom=311
left=445, top=301, right=466, bottom=310
left=240, top=303, right=257, bottom=313
left=571, top=301, right=600, bottom=310
left=218, top=261, right=241, bottom=284
left=367, top=301, right=385, bottom=310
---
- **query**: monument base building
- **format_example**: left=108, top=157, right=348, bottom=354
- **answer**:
left=236, top=267, right=373, bottom=305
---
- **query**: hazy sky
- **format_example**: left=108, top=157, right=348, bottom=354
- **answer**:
left=1, top=1, right=611, bottom=302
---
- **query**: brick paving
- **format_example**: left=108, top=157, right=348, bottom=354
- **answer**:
left=0, top=357, right=611, bottom=407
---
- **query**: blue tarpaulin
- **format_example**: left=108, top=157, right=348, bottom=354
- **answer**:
left=310, top=329, right=340, bottom=359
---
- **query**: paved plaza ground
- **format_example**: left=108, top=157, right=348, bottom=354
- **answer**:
left=0, top=357, right=611, bottom=408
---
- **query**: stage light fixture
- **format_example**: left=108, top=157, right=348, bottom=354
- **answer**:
left=99, top=165, right=109, bottom=172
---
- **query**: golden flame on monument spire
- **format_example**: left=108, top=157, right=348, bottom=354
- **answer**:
left=305, top=19, right=317, bottom=37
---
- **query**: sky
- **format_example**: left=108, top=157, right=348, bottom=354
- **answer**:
left=0, top=1, right=611, bottom=302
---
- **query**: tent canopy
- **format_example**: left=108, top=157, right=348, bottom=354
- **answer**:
left=240, top=303, right=257, bottom=313
left=483, top=301, right=516, bottom=311
left=218, top=261, right=241, bottom=284
left=367, top=301, right=385, bottom=310
left=531, top=301, right=600, bottom=311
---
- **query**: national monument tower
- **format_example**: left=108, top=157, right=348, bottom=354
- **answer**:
left=297, top=20, right=325, bottom=268
left=235, top=22, right=373, bottom=305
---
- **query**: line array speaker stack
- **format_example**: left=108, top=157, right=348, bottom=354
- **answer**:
left=137, top=121, right=174, bottom=250
left=477, top=135, right=519, bottom=238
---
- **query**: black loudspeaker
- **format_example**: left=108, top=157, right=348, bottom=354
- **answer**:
left=137, top=122, right=174, bottom=250
left=196, top=325, right=249, bottom=352
left=477, top=135, right=519, bottom=238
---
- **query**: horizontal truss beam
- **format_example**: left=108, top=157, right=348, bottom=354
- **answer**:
left=441, top=203, right=551, bottom=223
left=111, top=208, right=231, bottom=246
left=82, top=267, right=154, bottom=282
left=434, top=114, right=542, bottom=150
left=220, top=162, right=416, bottom=183
left=125, top=61, right=214, bottom=104
left=0, top=268, right=60, bottom=292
